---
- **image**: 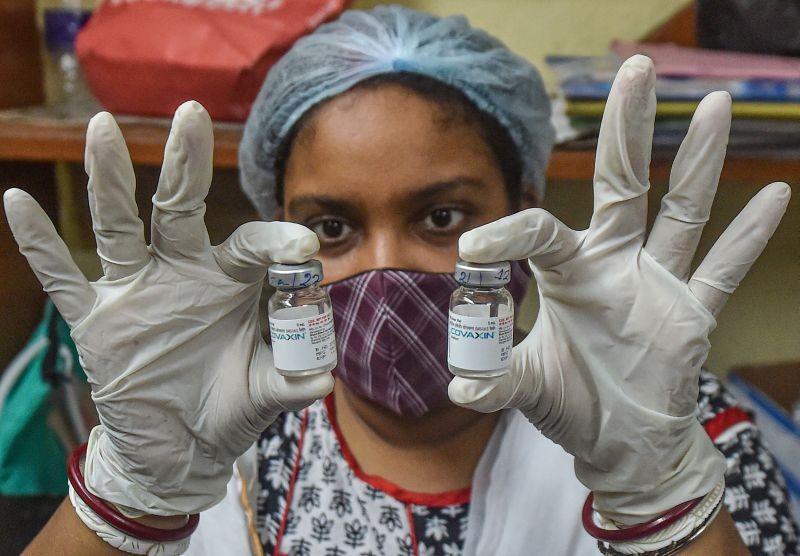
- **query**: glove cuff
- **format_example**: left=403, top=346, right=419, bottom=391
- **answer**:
left=594, top=478, right=726, bottom=555
left=68, top=442, right=199, bottom=548
left=577, top=423, right=726, bottom=526
left=84, top=425, right=229, bottom=516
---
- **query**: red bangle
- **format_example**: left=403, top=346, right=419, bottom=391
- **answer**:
left=582, top=492, right=702, bottom=542
left=68, top=442, right=200, bottom=543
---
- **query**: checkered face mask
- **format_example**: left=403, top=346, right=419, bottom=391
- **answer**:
left=324, top=263, right=531, bottom=417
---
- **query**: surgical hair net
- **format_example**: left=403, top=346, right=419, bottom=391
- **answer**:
left=240, top=5, right=554, bottom=220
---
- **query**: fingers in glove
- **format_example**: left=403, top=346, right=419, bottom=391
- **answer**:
left=249, top=344, right=334, bottom=415
left=212, top=221, right=320, bottom=283
left=151, top=101, right=214, bottom=260
left=459, top=208, right=580, bottom=270
left=689, top=182, right=791, bottom=317
left=267, top=372, right=335, bottom=412
left=589, top=55, right=656, bottom=247
left=4, top=189, right=95, bottom=326
left=645, top=92, right=732, bottom=280
left=448, top=374, right=518, bottom=413
left=85, top=112, right=149, bottom=280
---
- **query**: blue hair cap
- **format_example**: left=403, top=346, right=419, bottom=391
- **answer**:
left=240, top=5, right=554, bottom=220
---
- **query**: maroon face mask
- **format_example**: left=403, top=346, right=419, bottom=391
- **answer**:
left=324, top=262, right=531, bottom=417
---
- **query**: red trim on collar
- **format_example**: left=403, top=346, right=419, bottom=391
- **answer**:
left=324, top=394, right=471, bottom=507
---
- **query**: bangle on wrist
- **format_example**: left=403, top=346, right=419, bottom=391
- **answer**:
left=582, top=494, right=702, bottom=542
left=69, top=483, right=193, bottom=555
left=68, top=442, right=200, bottom=543
left=583, top=479, right=726, bottom=556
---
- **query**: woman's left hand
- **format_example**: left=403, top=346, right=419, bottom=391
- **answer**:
left=448, top=55, right=791, bottom=525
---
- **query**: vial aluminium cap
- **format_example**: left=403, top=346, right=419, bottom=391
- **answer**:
left=454, top=259, right=511, bottom=287
left=268, top=259, right=323, bottom=290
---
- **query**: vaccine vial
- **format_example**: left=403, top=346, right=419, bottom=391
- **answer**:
left=267, top=260, right=337, bottom=377
left=448, top=260, right=514, bottom=378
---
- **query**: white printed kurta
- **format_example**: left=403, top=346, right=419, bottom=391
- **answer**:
left=254, top=372, right=799, bottom=556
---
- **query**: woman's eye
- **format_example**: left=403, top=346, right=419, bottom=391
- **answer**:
left=424, top=208, right=465, bottom=231
left=311, top=219, right=352, bottom=242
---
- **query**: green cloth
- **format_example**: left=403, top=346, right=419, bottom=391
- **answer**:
left=0, top=301, right=86, bottom=496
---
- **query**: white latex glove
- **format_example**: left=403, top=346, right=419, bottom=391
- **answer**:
left=449, top=55, right=791, bottom=525
left=3, top=101, right=333, bottom=516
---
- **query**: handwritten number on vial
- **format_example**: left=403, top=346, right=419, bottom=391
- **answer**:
left=299, top=272, right=322, bottom=287
left=494, top=269, right=509, bottom=281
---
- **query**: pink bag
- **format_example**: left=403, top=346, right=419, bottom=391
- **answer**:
left=77, top=0, right=348, bottom=121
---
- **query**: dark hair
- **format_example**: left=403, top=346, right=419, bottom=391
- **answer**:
left=274, top=72, right=523, bottom=210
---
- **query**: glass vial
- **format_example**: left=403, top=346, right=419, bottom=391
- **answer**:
left=448, top=260, right=514, bottom=378
left=267, top=260, right=337, bottom=377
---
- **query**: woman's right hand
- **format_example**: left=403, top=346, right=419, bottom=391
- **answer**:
left=4, top=101, right=333, bottom=517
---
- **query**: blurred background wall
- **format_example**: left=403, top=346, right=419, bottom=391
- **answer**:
left=352, top=0, right=693, bottom=89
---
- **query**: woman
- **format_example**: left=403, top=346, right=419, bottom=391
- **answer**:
left=7, top=6, right=797, bottom=556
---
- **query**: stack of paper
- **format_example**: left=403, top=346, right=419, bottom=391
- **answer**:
left=549, top=42, right=800, bottom=152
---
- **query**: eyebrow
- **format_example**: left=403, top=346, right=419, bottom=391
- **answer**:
left=411, top=178, right=485, bottom=202
left=287, top=195, right=357, bottom=217
left=287, top=178, right=486, bottom=215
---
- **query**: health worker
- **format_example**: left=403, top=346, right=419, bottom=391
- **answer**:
left=7, top=6, right=798, bottom=556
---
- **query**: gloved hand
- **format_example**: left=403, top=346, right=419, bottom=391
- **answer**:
left=3, top=101, right=333, bottom=516
left=449, top=55, right=791, bottom=525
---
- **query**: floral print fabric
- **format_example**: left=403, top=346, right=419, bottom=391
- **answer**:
left=255, top=371, right=799, bottom=555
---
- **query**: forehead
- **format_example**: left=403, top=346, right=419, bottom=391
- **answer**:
left=282, top=84, right=503, bottom=205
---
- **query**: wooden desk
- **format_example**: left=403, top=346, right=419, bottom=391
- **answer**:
left=2, top=107, right=799, bottom=184
left=0, top=108, right=242, bottom=168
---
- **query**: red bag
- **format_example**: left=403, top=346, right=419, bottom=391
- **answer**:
left=76, top=0, right=348, bottom=121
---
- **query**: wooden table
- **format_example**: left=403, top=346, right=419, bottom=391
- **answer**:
left=2, top=107, right=800, bottom=184
left=0, top=108, right=242, bottom=168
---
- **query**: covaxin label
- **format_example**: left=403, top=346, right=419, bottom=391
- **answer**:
left=269, top=308, right=337, bottom=372
left=448, top=312, right=513, bottom=371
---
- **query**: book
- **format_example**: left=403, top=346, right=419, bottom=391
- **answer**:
left=566, top=100, right=800, bottom=120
